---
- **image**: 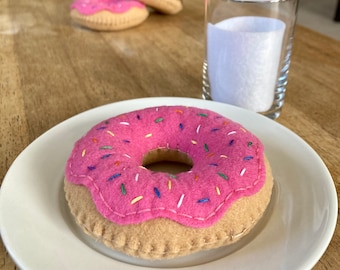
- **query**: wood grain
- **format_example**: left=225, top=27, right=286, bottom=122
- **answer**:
left=0, top=0, right=339, bottom=269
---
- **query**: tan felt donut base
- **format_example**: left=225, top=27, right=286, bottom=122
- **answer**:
left=70, top=8, right=149, bottom=31
left=64, top=158, right=273, bottom=260
left=141, top=0, right=183, bottom=15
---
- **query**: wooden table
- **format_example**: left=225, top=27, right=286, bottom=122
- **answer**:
left=1, top=0, right=339, bottom=269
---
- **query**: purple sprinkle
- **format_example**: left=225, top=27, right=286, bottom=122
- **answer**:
left=179, top=123, right=184, bottom=130
left=197, top=198, right=210, bottom=203
left=96, top=126, right=107, bottom=130
left=154, top=187, right=161, bottom=198
left=137, top=115, right=141, bottom=120
left=209, top=163, right=218, bottom=166
left=229, top=139, right=235, bottom=146
left=87, top=166, right=96, bottom=170
left=108, top=173, right=121, bottom=181
left=244, top=156, right=254, bottom=161
left=211, top=128, right=219, bottom=132
left=123, top=140, right=130, bottom=143
left=101, top=154, right=112, bottom=159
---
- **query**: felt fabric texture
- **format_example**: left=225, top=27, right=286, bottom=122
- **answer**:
left=65, top=106, right=266, bottom=228
left=64, top=157, right=273, bottom=259
left=71, top=0, right=146, bottom=15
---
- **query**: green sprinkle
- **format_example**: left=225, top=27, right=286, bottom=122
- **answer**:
left=217, top=172, right=229, bottom=180
left=197, top=113, right=208, bottom=117
left=248, top=141, right=253, bottom=147
left=121, top=183, right=127, bottom=195
left=100, top=146, right=112, bottom=150
left=204, top=143, right=209, bottom=152
left=168, top=174, right=177, bottom=179
left=155, top=117, right=164, bottom=123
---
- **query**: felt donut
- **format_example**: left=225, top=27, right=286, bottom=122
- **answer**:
left=70, top=0, right=149, bottom=31
left=64, top=105, right=273, bottom=259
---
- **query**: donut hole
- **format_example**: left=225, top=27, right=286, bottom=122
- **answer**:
left=142, top=149, right=193, bottom=174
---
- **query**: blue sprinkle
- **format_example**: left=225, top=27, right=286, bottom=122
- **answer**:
left=87, top=166, right=96, bottom=171
left=101, top=154, right=112, bottom=159
left=197, top=198, right=210, bottom=203
left=122, top=140, right=130, bottom=143
left=108, top=173, right=121, bottom=181
left=96, top=126, right=107, bottom=130
left=244, top=156, right=254, bottom=161
left=154, top=187, right=161, bottom=198
left=179, top=123, right=184, bottom=130
left=211, top=128, right=219, bottom=132
left=229, top=139, right=235, bottom=146
left=209, top=163, right=218, bottom=166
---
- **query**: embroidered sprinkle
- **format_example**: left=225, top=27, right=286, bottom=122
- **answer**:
left=179, top=123, right=184, bottom=130
left=177, top=194, right=185, bottom=208
left=244, top=156, right=254, bottom=161
left=240, top=168, right=246, bottom=176
left=211, top=128, right=219, bottom=132
left=228, top=131, right=236, bottom=135
left=87, top=166, right=96, bottom=171
left=131, top=196, right=143, bottom=205
left=197, top=113, right=208, bottom=117
left=196, top=124, right=201, bottom=134
left=248, top=141, right=253, bottom=147
left=120, top=122, right=130, bottom=126
left=137, top=115, right=141, bottom=120
left=96, top=126, right=107, bottom=130
left=101, top=154, right=112, bottom=159
left=209, top=163, right=218, bottom=166
left=168, top=180, right=172, bottom=190
left=218, top=172, right=229, bottom=180
left=197, top=198, right=210, bottom=203
left=81, top=149, right=86, bottom=157
left=229, top=139, right=235, bottom=146
left=122, top=139, right=130, bottom=143
left=204, top=143, right=209, bottom=152
left=154, top=187, right=161, bottom=198
left=191, top=140, right=197, bottom=145
left=121, top=183, right=127, bottom=195
left=216, top=186, right=221, bottom=195
left=168, top=174, right=177, bottom=179
left=220, top=155, right=228, bottom=158
left=145, top=133, right=153, bottom=138
left=106, top=130, right=115, bottom=137
left=108, top=173, right=121, bottom=181
left=155, top=117, right=164, bottom=123
left=135, top=173, right=139, bottom=182
left=100, top=146, right=112, bottom=150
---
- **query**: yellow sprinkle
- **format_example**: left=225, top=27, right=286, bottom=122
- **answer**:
left=191, top=140, right=197, bottom=145
left=216, top=186, right=221, bottom=196
left=145, top=133, right=153, bottom=138
left=168, top=180, right=172, bottom=190
left=81, top=149, right=86, bottom=157
left=106, top=130, right=115, bottom=136
left=175, top=109, right=183, bottom=114
left=131, top=196, right=143, bottom=205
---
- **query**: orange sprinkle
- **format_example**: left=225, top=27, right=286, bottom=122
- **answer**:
left=106, top=130, right=115, bottom=137
left=114, top=161, right=120, bottom=166
left=175, top=109, right=183, bottom=114
left=168, top=180, right=172, bottom=190
left=194, top=175, right=199, bottom=181
left=131, top=196, right=143, bottom=205
left=223, top=121, right=229, bottom=125
left=216, top=186, right=221, bottom=195
left=206, top=153, right=215, bottom=158
left=81, top=149, right=86, bottom=157
left=92, top=138, right=98, bottom=143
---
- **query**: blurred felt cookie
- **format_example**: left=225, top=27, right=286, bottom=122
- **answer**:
left=140, top=0, right=183, bottom=15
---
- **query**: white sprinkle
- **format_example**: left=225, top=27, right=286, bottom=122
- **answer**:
left=124, top=154, right=131, bottom=159
left=106, top=130, right=115, bottom=137
left=145, top=133, right=152, bottom=138
left=135, top=173, right=139, bottom=182
left=228, top=131, right=237, bottom=135
left=177, top=194, right=185, bottom=208
left=220, top=155, right=228, bottom=158
left=240, top=168, right=246, bottom=176
left=196, top=124, right=201, bottom=134
left=120, top=122, right=130, bottom=125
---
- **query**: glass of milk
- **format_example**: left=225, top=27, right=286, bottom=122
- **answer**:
left=202, top=0, right=299, bottom=119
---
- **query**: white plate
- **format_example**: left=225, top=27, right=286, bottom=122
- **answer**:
left=0, top=97, right=337, bottom=270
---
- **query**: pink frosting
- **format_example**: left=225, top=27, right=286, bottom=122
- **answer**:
left=65, top=106, right=266, bottom=228
left=70, top=0, right=145, bottom=15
